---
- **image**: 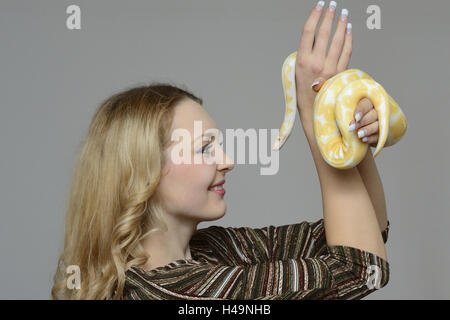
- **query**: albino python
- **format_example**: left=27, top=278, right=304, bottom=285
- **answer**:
left=272, top=51, right=407, bottom=169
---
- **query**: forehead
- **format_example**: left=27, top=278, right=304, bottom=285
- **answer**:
left=171, top=99, right=217, bottom=135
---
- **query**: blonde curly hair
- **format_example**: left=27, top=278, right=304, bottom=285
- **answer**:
left=51, top=83, right=203, bottom=299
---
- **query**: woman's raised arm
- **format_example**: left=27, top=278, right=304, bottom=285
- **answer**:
left=294, top=1, right=387, bottom=260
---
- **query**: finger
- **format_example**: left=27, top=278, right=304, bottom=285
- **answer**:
left=337, top=22, right=352, bottom=71
left=369, top=138, right=379, bottom=148
left=326, top=8, right=349, bottom=71
left=313, top=1, right=337, bottom=59
left=355, top=109, right=378, bottom=130
left=311, top=77, right=326, bottom=92
left=351, top=98, right=375, bottom=125
left=362, top=134, right=379, bottom=146
left=349, top=109, right=375, bottom=131
left=357, top=121, right=379, bottom=141
left=299, top=1, right=326, bottom=54
left=349, top=108, right=377, bottom=132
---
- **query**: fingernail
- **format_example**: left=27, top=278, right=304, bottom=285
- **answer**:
left=311, top=80, right=320, bottom=88
left=358, top=129, right=366, bottom=139
left=362, top=137, right=368, bottom=142
left=340, top=8, right=348, bottom=21
left=315, top=1, right=325, bottom=10
left=355, top=112, right=362, bottom=122
left=329, top=1, right=337, bottom=11
left=349, top=122, right=356, bottom=131
left=346, top=22, right=352, bottom=34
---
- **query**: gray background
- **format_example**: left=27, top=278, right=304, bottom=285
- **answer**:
left=1, top=0, right=448, bottom=299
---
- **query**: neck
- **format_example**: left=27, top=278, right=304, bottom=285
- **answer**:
left=141, top=213, right=199, bottom=271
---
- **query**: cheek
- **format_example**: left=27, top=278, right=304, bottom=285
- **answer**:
left=164, top=162, right=215, bottom=203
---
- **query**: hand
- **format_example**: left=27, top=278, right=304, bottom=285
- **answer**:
left=349, top=98, right=379, bottom=148
left=295, top=1, right=352, bottom=117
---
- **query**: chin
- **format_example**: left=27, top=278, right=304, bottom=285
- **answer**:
left=203, top=207, right=226, bottom=222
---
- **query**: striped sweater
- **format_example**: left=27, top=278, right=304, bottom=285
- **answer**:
left=123, top=218, right=390, bottom=300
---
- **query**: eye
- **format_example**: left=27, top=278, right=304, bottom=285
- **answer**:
left=201, top=141, right=223, bottom=154
left=201, top=143, right=212, bottom=154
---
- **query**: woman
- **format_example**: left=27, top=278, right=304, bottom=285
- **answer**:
left=52, top=0, right=390, bottom=300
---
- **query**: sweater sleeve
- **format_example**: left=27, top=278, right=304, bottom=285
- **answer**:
left=123, top=246, right=389, bottom=300
left=123, top=220, right=390, bottom=300
left=189, top=218, right=390, bottom=265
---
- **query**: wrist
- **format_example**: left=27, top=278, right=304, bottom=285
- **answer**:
left=297, top=92, right=315, bottom=117
left=298, top=106, right=314, bottom=133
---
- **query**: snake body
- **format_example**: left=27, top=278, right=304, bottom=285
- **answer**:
left=272, top=51, right=407, bottom=169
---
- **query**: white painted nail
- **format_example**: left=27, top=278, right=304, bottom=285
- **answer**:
left=329, top=1, right=337, bottom=11
left=349, top=122, right=356, bottom=131
left=362, top=137, right=368, bottom=142
left=346, top=22, right=352, bottom=34
left=340, top=8, right=348, bottom=21
left=355, top=112, right=362, bottom=122
left=316, top=1, right=325, bottom=10
left=311, top=80, right=320, bottom=88
left=358, top=129, right=366, bottom=139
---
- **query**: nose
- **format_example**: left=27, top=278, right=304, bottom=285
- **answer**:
left=217, top=146, right=234, bottom=173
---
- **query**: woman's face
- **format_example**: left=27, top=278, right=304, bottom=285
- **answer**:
left=157, top=99, right=234, bottom=223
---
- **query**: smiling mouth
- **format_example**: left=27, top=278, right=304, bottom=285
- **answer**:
left=208, top=186, right=225, bottom=195
left=208, top=185, right=224, bottom=191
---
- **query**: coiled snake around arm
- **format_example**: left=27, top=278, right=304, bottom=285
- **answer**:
left=272, top=52, right=407, bottom=169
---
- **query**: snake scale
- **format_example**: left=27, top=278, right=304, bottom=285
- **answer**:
left=272, top=51, right=407, bottom=169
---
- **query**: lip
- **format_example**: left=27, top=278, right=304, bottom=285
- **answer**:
left=209, top=179, right=225, bottom=188
left=209, top=188, right=226, bottom=196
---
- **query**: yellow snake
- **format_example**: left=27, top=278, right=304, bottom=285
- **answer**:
left=272, top=52, right=407, bottom=169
